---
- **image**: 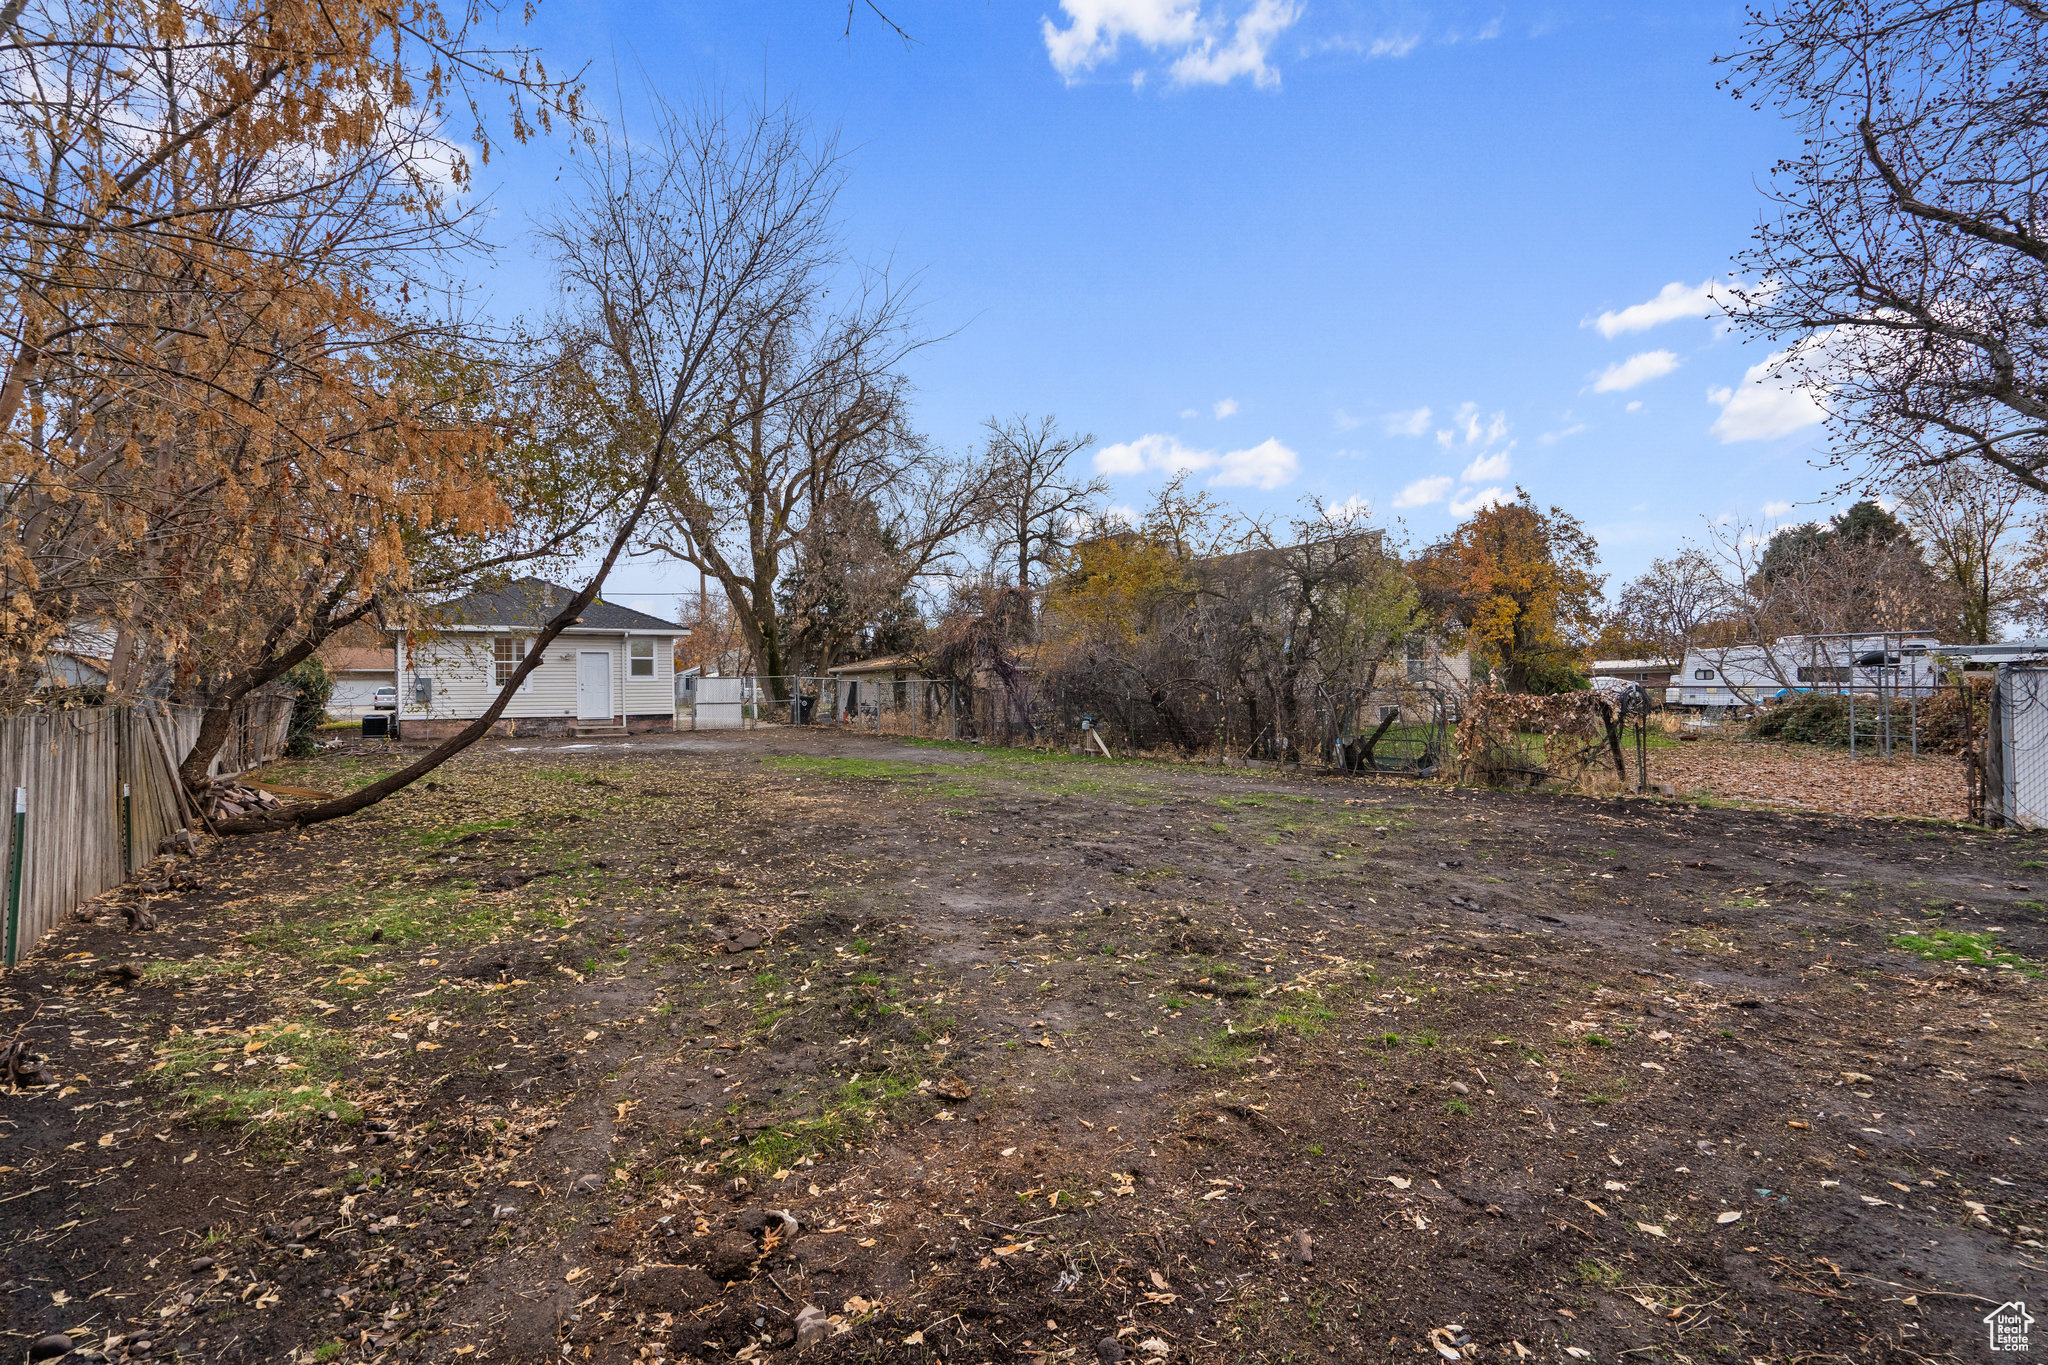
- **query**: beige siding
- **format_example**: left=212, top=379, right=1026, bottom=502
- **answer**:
left=398, top=632, right=598, bottom=722
left=623, top=636, right=673, bottom=715
left=397, top=630, right=675, bottom=724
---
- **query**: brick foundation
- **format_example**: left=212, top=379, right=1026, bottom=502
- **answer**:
left=393, top=713, right=676, bottom=742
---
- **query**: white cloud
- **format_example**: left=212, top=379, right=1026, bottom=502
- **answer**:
left=1212, top=397, right=1239, bottom=419
left=1449, top=485, right=1507, bottom=517
left=1095, top=432, right=1212, bottom=475
left=1045, top=0, right=1301, bottom=88
left=1368, top=33, right=1420, bottom=57
left=1592, top=349, right=1679, bottom=393
left=1461, top=448, right=1511, bottom=482
left=1333, top=408, right=1363, bottom=432
left=1383, top=406, right=1431, bottom=437
left=1624, top=400, right=1642, bottom=412
left=1211, top=436, right=1298, bottom=489
left=1170, top=0, right=1301, bottom=87
left=1539, top=421, right=1588, bottom=446
left=1589, top=278, right=1755, bottom=338
left=1043, top=0, right=1200, bottom=77
left=1095, top=431, right=1296, bottom=489
left=1761, top=500, right=1793, bottom=518
left=1323, top=494, right=1372, bottom=521
left=1392, top=475, right=1453, bottom=508
left=1707, top=341, right=1829, bottom=442
left=1435, top=402, right=1509, bottom=452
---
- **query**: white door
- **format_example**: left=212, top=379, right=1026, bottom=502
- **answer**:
left=576, top=650, right=612, bottom=721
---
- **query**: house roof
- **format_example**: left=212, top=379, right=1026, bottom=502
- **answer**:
left=826, top=654, right=917, bottom=676
left=1591, top=658, right=1677, bottom=671
left=321, top=647, right=394, bottom=674
left=426, top=578, right=684, bottom=632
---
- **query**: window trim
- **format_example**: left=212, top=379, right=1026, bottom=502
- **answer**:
left=629, top=637, right=656, bottom=678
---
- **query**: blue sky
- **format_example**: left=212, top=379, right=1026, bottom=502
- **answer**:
left=468, top=1, right=1838, bottom=615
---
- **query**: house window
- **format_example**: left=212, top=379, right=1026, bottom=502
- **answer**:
left=494, top=636, right=527, bottom=687
left=1693, top=668, right=1716, bottom=680
left=630, top=638, right=655, bottom=678
left=1378, top=705, right=1401, bottom=723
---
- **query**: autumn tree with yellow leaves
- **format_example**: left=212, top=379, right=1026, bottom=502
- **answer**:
left=1411, top=490, right=1604, bottom=694
left=0, top=0, right=593, bottom=780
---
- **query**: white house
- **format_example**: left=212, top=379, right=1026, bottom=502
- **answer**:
left=394, top=578, right=685, bottom=739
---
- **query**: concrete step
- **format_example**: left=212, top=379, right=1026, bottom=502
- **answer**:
left=572, top=724, right=628, bottom=738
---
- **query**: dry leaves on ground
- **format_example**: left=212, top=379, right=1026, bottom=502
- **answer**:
left=1651, top=741, right=1969, bottom=821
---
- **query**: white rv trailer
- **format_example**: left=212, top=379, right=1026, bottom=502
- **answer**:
left=1665, top=634, right=1947, bottom=710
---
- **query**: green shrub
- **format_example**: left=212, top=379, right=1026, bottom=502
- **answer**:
left=285, top=658, right=334, bottom=756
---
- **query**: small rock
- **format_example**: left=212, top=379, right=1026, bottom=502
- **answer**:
left=185, top=1256, right=215, bottom=1273
left=571, top=1173, right=604, bottom=1194
left=29, top=1335, right=75, bottom=1361
left=492, top=1203, right=519, bottom=1222
left=795, top=1303, right=832, bottom=1349
left=732, top=931, right=763, bottom=950
left=1448, top=1080, right=1470, bottom=1096
left=1097, top=1336, right=1127, bottom=1363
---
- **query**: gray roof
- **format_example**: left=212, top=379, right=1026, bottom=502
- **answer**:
left=432, top=578, right=683, bottom=632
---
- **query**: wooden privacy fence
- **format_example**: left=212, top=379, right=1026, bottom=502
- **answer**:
left=0, top=696, right=291, bottom=968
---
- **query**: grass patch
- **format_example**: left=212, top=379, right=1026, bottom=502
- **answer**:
left=1890, top=929, right=2040, bottom=976
left=151, top=1018, right=360, bottom=1128
left=728, top=1071, right=924, bottom=1174
left=246, top=883, right=566, bottom=963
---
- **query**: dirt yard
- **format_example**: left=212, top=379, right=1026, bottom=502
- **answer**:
left=3, top=730, right=2046, bottom=1365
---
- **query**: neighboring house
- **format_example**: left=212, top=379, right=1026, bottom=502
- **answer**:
left=321, top=645, right=398, bottom=717
left=394, top=578, right=686, bottom=739
left=1590, top=657, right=1678, bottom=700
left=825, top=654, right=920, bottom=716
left=40, top=648, right=110, bottom=690
left=1370, top=636, right=1471, bottom=724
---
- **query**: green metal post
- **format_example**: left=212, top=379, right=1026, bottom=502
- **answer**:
left=5, top=786, right=26, bottom=968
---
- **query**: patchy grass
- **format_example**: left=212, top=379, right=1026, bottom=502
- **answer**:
left=1890, top=929, right=2040, bottom=976
left=244, top=882, right=565, bottom=963
left=150, top=1018, right=361, bottom=1128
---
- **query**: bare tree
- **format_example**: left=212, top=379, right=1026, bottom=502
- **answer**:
left=980, top=414, right=1106, bottom=600
left=1609, top=548, right=1730, bottom=662
left=1898, top=467, right=2034, bottom=642
left=644, top=305, right=984, bottom=693
left=221, top=92, right=851, bottom=831
left=1724, top=1, right=2048, bottom=498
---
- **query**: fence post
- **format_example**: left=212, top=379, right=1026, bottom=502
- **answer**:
left=121, top=782, right=132, bottom=873
left=5, top=786, right=25, bottom=968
